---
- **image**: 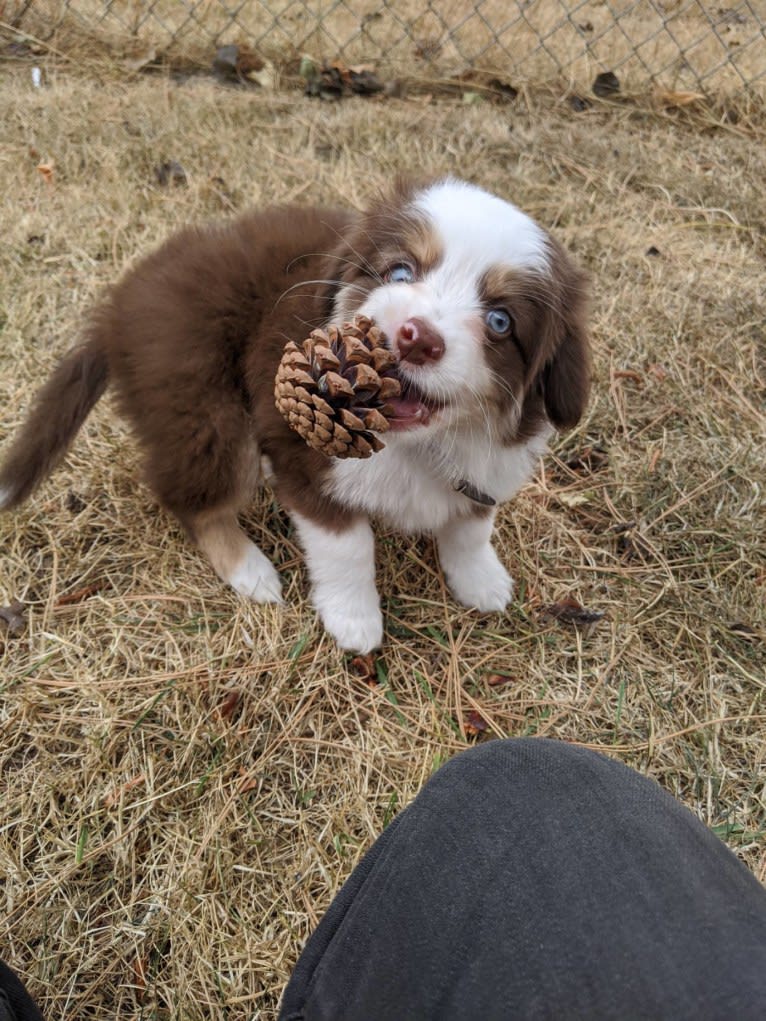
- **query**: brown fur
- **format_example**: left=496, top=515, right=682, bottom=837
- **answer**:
left=479, top=241, right=590, bottom=441
left=0, top=204, right=360, bottom=530
left=0, top=334, right=108, bottom=508
left=0, top=187, right=589, bottom=582
left=99, top=204, right=357, bottom=529
left=326, top=195, right=589, bottom=448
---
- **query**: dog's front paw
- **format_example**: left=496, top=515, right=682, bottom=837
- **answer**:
left=312, top=584, right=381, bottom=653
left=446, top=549, right=514, bottom=613
left=322, top=605, right=383, bottom=654
left=290, top=511, right=382, bottom=652
left=229, top=544, right=284, bottom=604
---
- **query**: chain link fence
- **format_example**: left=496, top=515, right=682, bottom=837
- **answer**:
left=5, top=1, right=766, bottom=94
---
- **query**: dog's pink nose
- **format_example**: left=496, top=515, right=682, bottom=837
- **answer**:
left=396, top=318, right=445, bottom=366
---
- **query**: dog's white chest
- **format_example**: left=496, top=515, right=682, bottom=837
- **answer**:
left=323, top=428, right=550, bottom=533
left=324, top=446, right=462, bottom=531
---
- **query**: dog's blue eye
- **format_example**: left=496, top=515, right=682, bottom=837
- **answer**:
left=485, top=308, right=513, bottom=336
left=386, top=263, right=415, bottom=284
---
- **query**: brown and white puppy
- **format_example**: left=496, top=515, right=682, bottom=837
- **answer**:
left=0, top=178, right=589, bottom=652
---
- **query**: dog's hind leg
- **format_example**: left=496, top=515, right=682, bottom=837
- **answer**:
left=145, top=423, right=283, bottom=604
left=185, top=506, right=283, bottom=604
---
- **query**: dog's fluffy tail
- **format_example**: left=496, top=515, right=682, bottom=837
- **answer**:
left=0, top=328, right=108, bottom=510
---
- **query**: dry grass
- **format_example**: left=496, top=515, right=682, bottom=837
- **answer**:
left=0, top=59, right=765, bottom=1020
left=10, top=0, right=766, bottom=96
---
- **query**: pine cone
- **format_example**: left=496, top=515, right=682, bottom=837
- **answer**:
left=275, top=315, right=401, bottom=458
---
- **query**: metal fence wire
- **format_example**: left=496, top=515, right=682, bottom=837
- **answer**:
left=7, top=1, right=766, bottom=94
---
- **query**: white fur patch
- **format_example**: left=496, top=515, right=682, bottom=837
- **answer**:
left=0, top=485, right=12, bottom=510
left=324, top=426, right=550, bottom=535
left=311, top=180, right=555, bottom=645
left=291, top=512, right=382, bottom=653
left=228, top=543, right=284, bottom=604
left=413, top=178, right=550, bottom=276
left=354, top=178, right=551, bottom=416
left=435, top=513, right=514, bottom=612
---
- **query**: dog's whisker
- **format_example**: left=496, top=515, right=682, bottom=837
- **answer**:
left=326, top=236, right=384, bottom=286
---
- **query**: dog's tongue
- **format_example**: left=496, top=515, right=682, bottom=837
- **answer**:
left=384, top=396, right=431, bottom=430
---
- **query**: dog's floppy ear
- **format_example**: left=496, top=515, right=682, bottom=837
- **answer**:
left=541, top=307, right=591, bottom=429
left=537, top=247, right=591, bottom=430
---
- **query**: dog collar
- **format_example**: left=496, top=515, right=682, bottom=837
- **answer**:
left=453, top=478, right=497, bottom=507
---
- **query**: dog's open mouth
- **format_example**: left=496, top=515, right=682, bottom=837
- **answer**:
left=384, top=378, right=445, bottom=431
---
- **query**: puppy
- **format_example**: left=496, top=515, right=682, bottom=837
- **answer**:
left=0, top=177, right=589, bottom=652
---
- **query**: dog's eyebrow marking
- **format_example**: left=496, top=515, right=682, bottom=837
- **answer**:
left=480, top=266, right=525, bottom=301
left=398, top=213, right=443, bottom=272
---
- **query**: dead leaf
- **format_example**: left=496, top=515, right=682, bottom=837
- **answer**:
left=464, top=710, right=489, bottom=736
left=350, top=653, right=377, bottom=686
left=593, top=70, right=620, bottom=98
left=250, top=59, right=276, bottom=90
left=238, top=768, right=259, bottom=793
left=0, top=601, right=26, bottom=635
left=539, top=597, right=605, bottom=628
left=123, top=46, right=157, bottom=72
left=305, top=60, right=382, bottom=100
left=329, top=58, right=351, bottom=80
left=487, top=673, right=514, bottom=687
left=55, top=581, right=104, bottom=606
left=349, top=68, right=384, bottom=96
left=557, top=490, right=592, bottom=509
left=613, top=369, right=644, bottom=385
left=217, top=690, right=241, bottom=721
left=36, top=161, right=55, bottom=187
left=654, top=88, right=705, bottom=109
left=155, top=160, right=187, bottom=187
left=212, top=43, right=264, bottom=84
left=304, top=65, right=344, bottom=100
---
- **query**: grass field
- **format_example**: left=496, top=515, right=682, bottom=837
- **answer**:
left=0, top=55, right=764, bottom=1019
left=14, top=0, right=766, bottom=95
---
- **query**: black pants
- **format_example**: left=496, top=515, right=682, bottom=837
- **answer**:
left=280, top=738, right=766, bottom=1020
left=0, top=962, right=42, bottom=1021
left=4, top=740, right=766, bottom=1020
